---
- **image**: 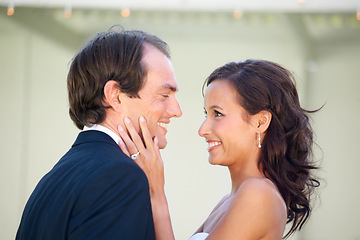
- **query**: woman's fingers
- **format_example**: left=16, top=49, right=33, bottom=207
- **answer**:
left=117, top=135, right=130, bottom=157
left=124, top=117, right=146, bottom=153
left=118, top=116, right=160, bottom=161
left=153, top=136, right=161, bottom=158
left=118, top=124, right=139, bottom=158
left=139, top=116, right=155, bottom=151
left=118, top=116, right=165, bottom=194
left=139, top=117, right=163, bottom=167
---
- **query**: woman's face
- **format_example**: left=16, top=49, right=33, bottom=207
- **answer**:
left=198, top=79, right=258, bottom=167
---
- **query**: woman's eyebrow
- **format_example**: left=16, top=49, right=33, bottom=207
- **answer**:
left=206, top=105, right=224, bottom=111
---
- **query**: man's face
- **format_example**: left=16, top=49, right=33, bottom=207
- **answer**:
left=120, top=44, right=182, bottom=149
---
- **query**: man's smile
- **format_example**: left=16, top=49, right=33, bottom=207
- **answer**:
left=157, top=122, right=169, bottom=130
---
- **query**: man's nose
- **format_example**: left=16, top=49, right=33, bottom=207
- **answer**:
left=168, top=98, right=182, bottom=118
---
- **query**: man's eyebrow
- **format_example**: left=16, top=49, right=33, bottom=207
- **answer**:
left=161, top=83, right=179, bottom=92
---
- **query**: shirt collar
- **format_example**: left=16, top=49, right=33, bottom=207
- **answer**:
left=83, top=124, right=121, bottom=145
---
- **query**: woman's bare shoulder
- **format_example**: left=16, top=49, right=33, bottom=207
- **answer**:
left=235, top=178, right=286, bottom=213
left=235, top=178, right=287, bottom=230
left=217, top=178, right=286, bottom=239
left=203, top=178, right=287, bottom=239
left=238, top=178, right=282, bottom=196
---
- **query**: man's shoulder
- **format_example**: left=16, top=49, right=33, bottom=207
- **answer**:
left=72, top=130, right=118, bottom=148
left=62, top=130, right=129, bottom=166
left=32, top=141, right=148, bottom=208
left=58, top=143, right=144, bottom=180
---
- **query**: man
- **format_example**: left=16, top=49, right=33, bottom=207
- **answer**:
left=16, top=29, right=182, bottom=239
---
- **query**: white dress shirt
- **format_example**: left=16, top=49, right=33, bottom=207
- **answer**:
left=83, top=124, right=121, bottom=145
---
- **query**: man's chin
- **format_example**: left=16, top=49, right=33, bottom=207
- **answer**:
left=157, top=137, right=167, bottom=149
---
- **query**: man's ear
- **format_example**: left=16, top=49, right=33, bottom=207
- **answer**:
left=255, top=110, right=272, bottom=133
left=103, top=80, right=122, bottom=111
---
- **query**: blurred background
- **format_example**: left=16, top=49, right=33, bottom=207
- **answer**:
left=1, top=0, right=360, bottom=239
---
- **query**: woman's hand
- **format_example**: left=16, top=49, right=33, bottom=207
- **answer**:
left=117, top=116, right=174, bottom=240
left=117, top=116, right=165, bottom=194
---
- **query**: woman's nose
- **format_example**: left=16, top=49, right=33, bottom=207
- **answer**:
left=198, top=118, right=209, bottom=137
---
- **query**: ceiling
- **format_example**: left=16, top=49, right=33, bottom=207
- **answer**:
left=1, top=0, right=360, bottom=12
left=1, top=1, right=359, bottom=58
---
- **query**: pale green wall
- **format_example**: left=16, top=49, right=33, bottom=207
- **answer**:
left=301, top=42, right=360, bottom=240
left=1, top=9, right=359, bottom=240
left=0, top=15, right=78, bottom=240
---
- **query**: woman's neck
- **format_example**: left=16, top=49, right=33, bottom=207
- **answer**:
left=229, top=160, right=265, bottom=195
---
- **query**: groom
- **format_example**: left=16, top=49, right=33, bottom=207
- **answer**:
left=16, top=29, right=182, bottom=239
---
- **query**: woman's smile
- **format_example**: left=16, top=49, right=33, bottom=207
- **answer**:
left=207, top=140, right=222, bottom=152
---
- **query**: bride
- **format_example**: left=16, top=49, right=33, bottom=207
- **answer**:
left=118, top=59, right=320, bottom=240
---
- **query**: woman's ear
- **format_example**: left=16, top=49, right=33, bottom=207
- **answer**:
left=255, top=110, right=272, bottom=133
left=103, top=80, right=122, bottom=111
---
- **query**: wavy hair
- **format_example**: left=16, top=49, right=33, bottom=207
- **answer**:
left=67, top=28, right=170, bottom=130
left=204, top=59, right=320, bottom=238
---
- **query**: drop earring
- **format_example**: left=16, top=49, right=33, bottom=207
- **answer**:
left=258, top=131, right=261, bottom=148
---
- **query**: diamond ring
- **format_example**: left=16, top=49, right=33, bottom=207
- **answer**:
left=131, top=152, right=140, bottom=160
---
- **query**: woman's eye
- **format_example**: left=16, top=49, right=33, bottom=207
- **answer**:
left=203, top=109, right=208, bottom=117
left=214, top=110, right=223, bottom=117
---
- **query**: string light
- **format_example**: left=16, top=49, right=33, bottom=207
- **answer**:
left=298, top=0, right=306, bottom=3
left=233, top=10, right=243, bottom=19
left=64, top=5, right=72, bottom=18
left=7, top=3, right=15, bottom=16
left=121, top=8, right=130, bottom=18
left=356, top=9, right=360, bottom=21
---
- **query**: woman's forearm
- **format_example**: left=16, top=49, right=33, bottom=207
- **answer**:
left=151, top=190, right=175, bottom=240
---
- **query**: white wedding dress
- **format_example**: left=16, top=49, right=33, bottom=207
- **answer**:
left=188, top=232, right=209, bottom=240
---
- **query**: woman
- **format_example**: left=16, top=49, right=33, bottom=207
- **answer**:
left=118, top=59, right=320, bottom=240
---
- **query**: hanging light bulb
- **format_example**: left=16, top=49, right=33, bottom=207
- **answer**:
left=64, top=5, right=72, bottom=18
left=233, top=10, right=243, bottom=19
left=121, top=8, right=131, bottom=18
left=298, top=0, right=306, bottom=3
left=7, top=3, right=15, bottom=16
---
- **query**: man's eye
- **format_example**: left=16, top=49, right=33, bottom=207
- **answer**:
left=162, top=94, right=169, bottom=98
left=214, top=110, right=223, bottom=117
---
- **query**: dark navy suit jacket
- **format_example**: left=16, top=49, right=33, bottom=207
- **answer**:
left=16, top=130, right=156, bottom=240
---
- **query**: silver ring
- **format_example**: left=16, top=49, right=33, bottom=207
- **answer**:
left=131, top=152, right=140, bottom=160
